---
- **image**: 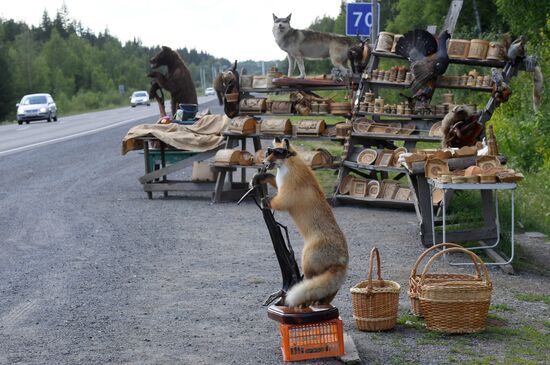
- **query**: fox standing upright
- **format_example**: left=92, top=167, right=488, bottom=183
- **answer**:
left=253, top=138, right=349, bottom=307
left=272, top=14, right=354, bottom=78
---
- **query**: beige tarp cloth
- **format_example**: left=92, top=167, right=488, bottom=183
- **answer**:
left=122, top=114, right=231, bottom=155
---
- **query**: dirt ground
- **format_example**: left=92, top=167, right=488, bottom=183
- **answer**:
left=0, top=124, right=548, bottom=365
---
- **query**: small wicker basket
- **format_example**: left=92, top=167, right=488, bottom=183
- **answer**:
left=350, top=248, right=400, bottom=331
left=408, top=243, right=480, bottom=317
left=419, top=247, right=492, bottom=333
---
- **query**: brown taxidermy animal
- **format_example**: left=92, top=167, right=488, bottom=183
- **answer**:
left=149, top=80, right=166, bottom=117
left=148, top=46, right=198, bottom=117
left=214, top=60, right=240, bottom=118
left=213, top=72, right=224, bottom=105
left=347, top=40, right=371, bottom=75
left=441, top=105, right=482, bottom=148
left=251, top=138, right=348, bottom=307
left=491, top=67, right=512, bottom=105
left=213, top=61, right=238, bottom=106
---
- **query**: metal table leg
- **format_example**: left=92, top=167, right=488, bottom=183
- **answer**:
left=449, top=189, right=515, bottom=266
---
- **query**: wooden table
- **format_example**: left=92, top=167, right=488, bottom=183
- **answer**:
left=137, top=136, right=226, bottom=199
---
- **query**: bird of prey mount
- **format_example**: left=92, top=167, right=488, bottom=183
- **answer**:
left=395, top=29, right=451, bottom=112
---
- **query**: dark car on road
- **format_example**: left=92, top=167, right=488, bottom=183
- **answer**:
left=16, top=93, right=58, bottom=124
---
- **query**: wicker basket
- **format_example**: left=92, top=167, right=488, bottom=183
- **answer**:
left=419, top=247, right=492, bottom=333
left=350, top=248, right=400, bottom=331
left=408, top=243, right=480, bottom=317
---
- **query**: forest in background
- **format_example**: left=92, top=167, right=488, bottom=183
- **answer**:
left=0, top=4, right=278, bottom=122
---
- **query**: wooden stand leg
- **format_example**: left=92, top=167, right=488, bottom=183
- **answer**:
left=161, top=142, right=168, bottom=198
left=213, top=170, right=227, bottom=203
left=252, top=136, right=262, bottom=152
left=143, top=142, right=153, bottom=199
left=415, top=175, right=435, bottom=247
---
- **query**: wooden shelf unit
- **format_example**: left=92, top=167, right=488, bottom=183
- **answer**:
left=333, top=40, right=513, bottom=209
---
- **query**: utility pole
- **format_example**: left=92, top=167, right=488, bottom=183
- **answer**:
left=443, top=0, right=464, bottom=35
left=371, top=0, right=379, bottom=48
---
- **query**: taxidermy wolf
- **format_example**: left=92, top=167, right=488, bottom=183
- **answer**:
left=272, top=14, right=354, bottom=78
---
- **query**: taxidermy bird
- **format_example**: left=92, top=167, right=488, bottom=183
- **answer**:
left=441, top=105, right=482, bottom=148
left=506, top=35, right=526, bottom=64
left=395, top=29, right=451, bottom=108
left=505, top=36, right=542, bottom=112
left=491, top=67, right=512, bottom=105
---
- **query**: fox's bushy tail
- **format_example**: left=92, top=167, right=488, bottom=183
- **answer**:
left=284, top=266, right=347, bottom=307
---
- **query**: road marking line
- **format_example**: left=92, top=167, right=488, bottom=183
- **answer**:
left=0, top=116, right=150, bottom=157
left=0, top=299, right=37, bottom=328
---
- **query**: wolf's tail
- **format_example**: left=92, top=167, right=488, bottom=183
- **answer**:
left=284, top=266, right=347, bottom=307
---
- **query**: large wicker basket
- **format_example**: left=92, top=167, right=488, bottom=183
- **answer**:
left=408, top=243, right=481, bottom=317
left=419, top=247, right=492, bottom=333
left=350, top=248, right=400, bottom=331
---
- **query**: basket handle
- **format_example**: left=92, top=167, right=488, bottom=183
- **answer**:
left=410, top=243, right=481, bottom=278
left=419, top=247, right=491, bottom=287
left=367, top=247, right=384, bottom=289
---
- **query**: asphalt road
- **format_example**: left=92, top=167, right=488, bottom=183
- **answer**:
left=0, top=96, right=548, bottom=364
left=0, top=96, right=217, bottom=157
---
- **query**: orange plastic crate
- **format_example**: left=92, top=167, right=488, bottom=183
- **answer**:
left=279, top=318, right=344, bottom=362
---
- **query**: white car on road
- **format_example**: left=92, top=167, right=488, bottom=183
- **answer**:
left=130, top=91, right=150, bottom=107
left=16, top=93, right=58, bottom=124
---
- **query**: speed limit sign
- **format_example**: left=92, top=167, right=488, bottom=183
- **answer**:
left=346, top=2, right=380, bottom=37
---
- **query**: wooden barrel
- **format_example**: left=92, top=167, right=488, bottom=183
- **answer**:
left=467, top=39, right=489, bottom=59
left=375, top=32, right=395, bottom=52
left=447, top=39, right=470, bottom=59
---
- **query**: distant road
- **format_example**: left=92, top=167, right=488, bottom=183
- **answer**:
left=0, top=95, right=219, bottom=157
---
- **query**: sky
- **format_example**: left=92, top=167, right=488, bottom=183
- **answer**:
left=0, top=0, right=344, bottom=61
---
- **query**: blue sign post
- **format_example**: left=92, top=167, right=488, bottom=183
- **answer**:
left=346, top=2, right=380, bottom=37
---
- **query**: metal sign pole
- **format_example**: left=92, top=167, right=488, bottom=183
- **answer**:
left=371, top=0, right=379, bottom=47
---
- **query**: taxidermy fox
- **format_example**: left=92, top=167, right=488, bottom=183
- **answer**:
left=272, top=14, right=354, bottom=78
left=252, top=138, right=348, bottom=307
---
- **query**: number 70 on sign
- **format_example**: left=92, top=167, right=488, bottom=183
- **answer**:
left=345, top=2, right=380, bottom=37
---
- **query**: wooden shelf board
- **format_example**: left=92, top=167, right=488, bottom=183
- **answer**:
left=365, top=79, right=492, bottom=92
left=334, top=194, right=415, bottom=208
left=355, top=111, right=445, bottom=120
left=222, top=132, right=339, bottom=141
left=238, top=112, right=349, bottom=117
left=350, top=132, right=441, bottom=142
left=343, top=161, right=406, bottom=173
left=241, top=85, right=348, bottom=93
left=371, top=51, right=507, bottom=68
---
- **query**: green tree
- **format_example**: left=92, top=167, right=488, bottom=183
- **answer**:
left=13, top=29, right=35, bottom=93
left=0, top=41, right=14, bottom=118
left=385, top=0, right=449, bottom=33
